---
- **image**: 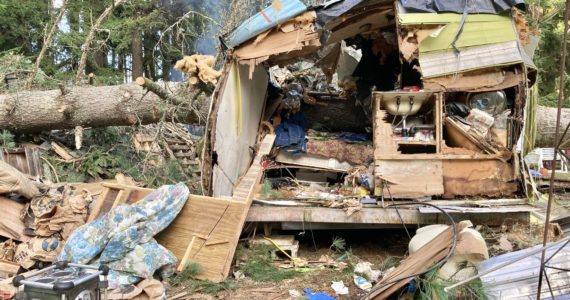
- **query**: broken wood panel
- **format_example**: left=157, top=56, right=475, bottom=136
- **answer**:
left=375, top=160, right=444, bottom=198
left=326, top=8, right=393, bottom=44
left=234, top=27, right=319, bottom=61
left=212, top=62, right=268, bottom=197
left=155, top=196, right=246, bottom=282
left=0, top=147, right=42, bottom=178
left=87, top=183, right=153, bottom=222
left=373, top=108, right=400, bottom=158
left=0, top=197, right=28, bottom=242
left=442, top=160, right=518, bottom=198
left=424, top=69, right=524, bottom=92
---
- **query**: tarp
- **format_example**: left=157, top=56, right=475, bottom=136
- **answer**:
left=314, top=0, right=364, bottom=26
left=400, top=0, right=525, bottom=14
left=225, top=0, right=307, bottom=48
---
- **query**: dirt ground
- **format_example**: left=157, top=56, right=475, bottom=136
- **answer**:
left=170, top=229, right=411, bottom=300
left=166, top=218, right=564, bottom=300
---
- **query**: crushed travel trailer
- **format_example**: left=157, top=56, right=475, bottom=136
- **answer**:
left=201, top=0, right=538, bottom=229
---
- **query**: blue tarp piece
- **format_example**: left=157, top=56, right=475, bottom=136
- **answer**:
left=315, top=0, right=363, bottom=26
left=304, top=289, right=336, bottom=300
left=400, top=0, right=525, bottom=14
left=57, top=183, right=190, bottom=288
left=225, top=0, right=307, bottom=48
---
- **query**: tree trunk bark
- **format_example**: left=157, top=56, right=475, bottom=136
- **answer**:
left=0, top=83, right=209, bottom=133
left=535, top=105, right=570, bottom=148
left=131, top=29, right=144, bottom=81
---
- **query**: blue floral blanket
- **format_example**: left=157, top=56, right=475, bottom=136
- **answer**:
left=57, top=183, right=189, bottom=287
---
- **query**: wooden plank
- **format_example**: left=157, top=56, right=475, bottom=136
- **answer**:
left=375, top=160, right=444, bottom=198
left=275, top=152, right=353, bottom=171
left=0, top=260, right=20, bottom=279
left=373, top=153, right=503, bottom=160
left=245, top=205, right=531, bottom=226
left=87, top=187, right=111, bottom=223
left=0, top=197, right=28, bottom=242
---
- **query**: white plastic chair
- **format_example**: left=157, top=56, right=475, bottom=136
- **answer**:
left=540, top=148, right=568, bottom=173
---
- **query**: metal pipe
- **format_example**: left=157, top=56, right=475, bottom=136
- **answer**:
left=443, top=237, right=570, bottom=293
left=537, top=0, right=570, bottom=299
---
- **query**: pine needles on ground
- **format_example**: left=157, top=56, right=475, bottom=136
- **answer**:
left=169, top=261, right=235, bottom=294
left=237, top=244, right=297, bottom=282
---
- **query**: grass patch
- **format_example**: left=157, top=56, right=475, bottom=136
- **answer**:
left=169, top=262, right=235, bottom=294
left=237, top=244, right=297, bottom=282
left=416, top=268, right=487, bottom=300
left=330, top=236, right=346, bottom=253
left=379, top=255, right=398, bottom=271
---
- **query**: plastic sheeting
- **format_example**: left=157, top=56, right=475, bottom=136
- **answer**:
left=399, top=0, right=525, bottom=14
left=315, top=0, right=364, bottom=26
left=225, top=0, right=307, bottom=48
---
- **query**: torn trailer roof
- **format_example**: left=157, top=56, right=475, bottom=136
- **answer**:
left=202, top=0, right=538, bottom=227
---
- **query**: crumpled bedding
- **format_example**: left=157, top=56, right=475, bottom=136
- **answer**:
left=57, top=183, right=189, bottom=288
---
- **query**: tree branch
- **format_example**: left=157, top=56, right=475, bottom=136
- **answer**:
left=27, top=0, right=68, bottom=90
left=75, top=0, right=124, bottom=85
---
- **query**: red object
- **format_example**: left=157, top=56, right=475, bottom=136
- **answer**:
left=402, top=86, right=421, bottom=92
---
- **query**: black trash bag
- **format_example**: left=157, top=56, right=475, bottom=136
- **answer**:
left=446, top=102, right=471, bottom=118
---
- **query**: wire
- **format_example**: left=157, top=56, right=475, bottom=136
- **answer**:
left=384, top=180, right=412, bottom=240
left=360, top=202, right=458, bottom=300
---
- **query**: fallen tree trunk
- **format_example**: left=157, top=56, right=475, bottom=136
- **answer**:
left=535, top=105, right=570, bottom=148
left=0, top=83, right=209, bottom=133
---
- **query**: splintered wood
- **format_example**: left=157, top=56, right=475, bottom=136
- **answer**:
left=368, top=221, right=470, bottom=299
left=234, top=11, right=320, bottom=74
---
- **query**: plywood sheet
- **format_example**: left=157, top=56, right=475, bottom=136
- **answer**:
left=212, top=62, right=268, bottom=197
left=442, top=160, right=518, bottom=198
left=375, top=160, right=444, bottom=198
left=155, top=196, right=246, bottom=282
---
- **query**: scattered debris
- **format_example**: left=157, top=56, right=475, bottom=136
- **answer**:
left=353, top=262, right=382, bottom=282
left=353, top=275, right=372, bottom=290
left=331, top=280, right=349, bottom=295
